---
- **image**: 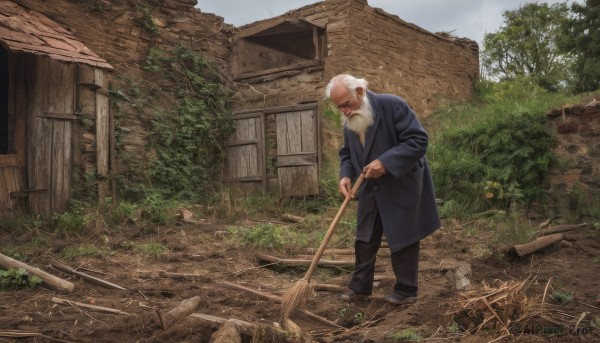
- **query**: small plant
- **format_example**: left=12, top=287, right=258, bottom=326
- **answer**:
left=386, top=328, right=423, bottom=341
left=53, top=211, right=87, bottom=234
left=61, top=245, right=112, bottom=261
left=121, top=241, right=168, bottom=259
left=448, top=321, right=460, bottom=333
left=229, top=224, right=286, bottom=250
left=0, top=268, right=43, bottom=290
left=550, top=289, right=573, bottom=304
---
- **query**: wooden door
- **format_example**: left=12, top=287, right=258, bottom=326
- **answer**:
left=226, top=113, right=265, bottom=186
left=27, top=56, right=76, bottom=213
left=275, top=107, right=318, bottom=197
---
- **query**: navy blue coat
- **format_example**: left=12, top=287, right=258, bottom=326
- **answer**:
left=339, top=91, right=441, bottom=253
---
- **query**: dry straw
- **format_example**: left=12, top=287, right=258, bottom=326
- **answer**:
left=280, top=173, right=366, bottom=322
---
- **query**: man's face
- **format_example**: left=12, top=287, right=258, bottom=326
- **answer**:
left=330, top=84, right=364, bottom=118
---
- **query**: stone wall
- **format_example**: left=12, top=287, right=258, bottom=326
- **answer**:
left=14, top=0, right=231, bottom=183
left=231, top=0, right=479, bottom=119
left=546, top=98, right=600, bottom=211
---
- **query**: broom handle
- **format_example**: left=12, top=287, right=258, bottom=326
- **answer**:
left=303, top=173, right=366, bottom=281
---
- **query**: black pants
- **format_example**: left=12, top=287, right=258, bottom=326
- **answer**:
left=348, top=210, right=420, bottom=297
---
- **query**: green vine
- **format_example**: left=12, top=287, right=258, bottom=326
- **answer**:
left=142, top=44, right=233, bottom=202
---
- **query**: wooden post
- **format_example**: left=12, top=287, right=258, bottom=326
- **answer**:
left=95, top=69, right=109, bottom=204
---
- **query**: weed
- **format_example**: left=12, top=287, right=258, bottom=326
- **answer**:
left=52, top=211, right=87, bottom=235
left=448, top=321, right=460, bottom=333
left=386, top=328, right=423, bottom=341
left=121, top=241, right=168, bottom=259
left=550, top=289, right=573, bottom=304
left=0, top=268, right=43, bottom=290
left=229, top=224, right=286, bottom=250
left=61, top=245, right=112, bottom=261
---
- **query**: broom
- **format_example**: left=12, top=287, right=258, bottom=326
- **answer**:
left=280, top=173, right=366, bottom=321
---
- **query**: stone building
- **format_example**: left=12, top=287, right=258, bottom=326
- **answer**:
left=225, top=0, right=479, bottom=196
left=1, top=0, right=479, bottom=213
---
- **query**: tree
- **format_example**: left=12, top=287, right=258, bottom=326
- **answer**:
left=481, top=3, right=571, bottom=91
left=559, top=0, right=600, bottom=92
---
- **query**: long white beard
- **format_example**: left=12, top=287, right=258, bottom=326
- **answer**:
left=342, top=94, right=374, bottom=135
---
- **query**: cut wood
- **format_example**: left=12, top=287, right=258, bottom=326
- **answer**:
left=282, top=213, right=304, bottom=223
left=164, top=296, right=202, bottom=327
left=257, top=254, right=353, bottom=267
left=52, top=297, right=131, bottom=315
left=507, top=233, right=565, bottom=258
left=313, top=283, right=346, bottom=292
left=218, top=281, right=342, bottom=329
left=50, top=260, right=127, bottom=290
left=539, top=223, right=587, bottom=236
left=190, top=313, right=255, bottom=335
left=0, top=253, right=74, bottom=294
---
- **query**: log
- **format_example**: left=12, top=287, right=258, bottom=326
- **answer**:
left=282, top=213, right=304, bottom=223
left=303, top=247, right=390, bottom=256
left=52, top=297, right=131, bottom=315
left=164, top=296, right=202, bottom=327
left=257, top=254, right=353, bottom=267
left=313, top=283, right=346, bottom=292
left=50, top=260, right=127, bottom=290
left=218, top=281, right=342, bottom=328
left=539, top=223, right=587, bottom=236
left=190, top=313, right=254, bottom=335
left=507, top=233, right=565, bottom=258
left=0, top=253, right=74, bottom=294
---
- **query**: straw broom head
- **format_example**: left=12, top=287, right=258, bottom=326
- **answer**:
left=280, top=278, right=313, bottom=322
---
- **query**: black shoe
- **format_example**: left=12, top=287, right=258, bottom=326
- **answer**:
left=384, top=292, right=417, bottom=305
left=337, top=289, right=369, bottom=301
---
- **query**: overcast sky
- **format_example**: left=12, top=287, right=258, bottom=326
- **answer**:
left=197, top=0, right=579, bottom=47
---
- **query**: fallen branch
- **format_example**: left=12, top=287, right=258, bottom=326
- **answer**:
left=158, top=271, right=210, bottom=281
left=218, top=280, right=342, bottom=329
left=52, top=297, right=131, bottom=315
left=282, top=214, right=304, bottom=223
left=313, top=283, right=346, bottom=292
left=164, top=296, right=202, bottom=327
left=507, top=233, right=564, bottom=258
left=50, top=260, right=128, bottom=290
left=257, top=254, right=353, bottom=267
left=0, top=253, right=74, bottom=294
left=303, top=248, right=390, bottom=257
left=538, top=223, right=587, bottom=236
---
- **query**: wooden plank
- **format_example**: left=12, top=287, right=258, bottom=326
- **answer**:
left=95, top=69, right=109, bottom=202
left=39, top=112, right=78, bottom=120
left=109, top=103, right=117, bottom=201
left=28, top=55, right=51, bottom=214
left=12, top=53, right=26, bottom=168
left=45, top=61, right=75, bottom=212
left=233, top=59, right=322, bottom=81
left=0, top=169, right=8, bottom=210
left=300, top=109, right=316, bottom=152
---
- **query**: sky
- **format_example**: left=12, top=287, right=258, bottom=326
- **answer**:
left=197, top=0, right=579, bottom=48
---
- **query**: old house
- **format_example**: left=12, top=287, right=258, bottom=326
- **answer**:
left=225, top=0, right=479, bottom=197
left=0, top=0, right=113, bottom=214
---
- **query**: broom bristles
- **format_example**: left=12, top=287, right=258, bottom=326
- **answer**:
left=280, top=279, right=312, bottom=321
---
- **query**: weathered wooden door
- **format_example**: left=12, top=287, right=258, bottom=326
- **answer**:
left=27, top=56, right=76, bottom=213
left=226, top=113, right=265, bottom=186
left=275, top=106, right=318, bottom=197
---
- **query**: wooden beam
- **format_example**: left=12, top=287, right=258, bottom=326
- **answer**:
left=0, top=253, right=74, bottom=294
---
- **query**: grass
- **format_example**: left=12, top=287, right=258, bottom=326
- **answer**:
left=550, top=289, right=573, bottom=304
left=386, top=328, right=423, bottom=341
left=121, top=241, right=168, bottom=259
left=61, top=244, right=113, bottom=261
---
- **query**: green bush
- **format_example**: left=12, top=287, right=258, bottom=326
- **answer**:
left=0, top=268, right=42, bottom=290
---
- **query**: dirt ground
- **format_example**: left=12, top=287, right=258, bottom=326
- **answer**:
left=1, top=207, right=599, bottom=343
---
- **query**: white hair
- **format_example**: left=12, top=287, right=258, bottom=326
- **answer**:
left=324, top=74, right=369, bottom=98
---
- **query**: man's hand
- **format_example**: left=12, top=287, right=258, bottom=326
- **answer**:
left=363, top=159, right=386, bottom=179
left=338, top=177, right=352, bottom=198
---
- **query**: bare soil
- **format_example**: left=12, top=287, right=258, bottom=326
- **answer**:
left=1, top=209, right=599, bottom=343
